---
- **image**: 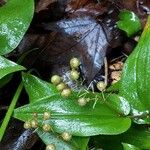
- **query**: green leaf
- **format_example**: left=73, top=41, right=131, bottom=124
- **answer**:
left=22, top=73, right=58, bottom=103
left=106, top=81, right=120, bottom=92
left=13, top=93, right=131, bottom=136
left=0, top=56, right=25, bottom=79
left=23, top=73, right=89, bottom=149
left=105, top=94, right=130, bottom=115
left=37, top=129, right=89, bottom=150
left=0, top=0, right=34, bottom=55
left=0, top=82, right=23, bottom=141
left=22, top=73, right=130, bottom=115
left=117, top=10, right=142, bottom=37
left=122, top=143, right=141, bottom=150
left=92, top=125, right=150, bottom=150
left=120, top=16, right=150, bottom=124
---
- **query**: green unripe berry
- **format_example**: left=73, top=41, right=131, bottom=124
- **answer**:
left=43, top=112, right=51, bottom=120
left=61, top=88, right=71, bottom=98
left=32, top=112, right=38, bottom=117
left=78, top=98, right=87, bottom=106
left=70, top=70, right=80, bottom=80
left=46, top=144, right=56, bottom=150
left=23, top=121, right=31, bottom=129
left=70, top=57, right=80, bottom=69
left=61, top=132, right=72, bottom=141
left=42, top=124, right=51, bottom=132
left=31, top=119, right=38, bottom=128
left=56, top=82, right=66, bottom=91
left=51, top=75, right=61, bottom=85
left=97, top=81, right=106, bottom=91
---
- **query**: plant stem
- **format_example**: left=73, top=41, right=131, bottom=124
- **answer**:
left=0, top=82, right=23, bottom=142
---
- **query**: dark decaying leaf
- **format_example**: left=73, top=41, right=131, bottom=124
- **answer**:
left=41, top=16, right=110, bottom=83
left=36, top=0, right=56, bottom=13
left=66, top=0, right=108, bottom=17
left=0, top=119, right=40, bottom=150
left=9, top=0, right=122, bottom=85
left=0, top=0, right=6, bottom=6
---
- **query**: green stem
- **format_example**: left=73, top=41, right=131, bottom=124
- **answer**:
left=0, top=82, right=23, bottom=141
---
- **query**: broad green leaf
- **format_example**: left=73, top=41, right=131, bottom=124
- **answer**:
left=122, top=143, right=141, bottom=150
left=22, top=73, right=130, bottom=115
left=0, top=56, right=25, bottom=79
left=105, top=94, right=130, bottom=115
left=14, top=94, right=131, bottom=136
left=117, top=10, right=141, bottom=37
left=22, top=73, right=58, bottom=103
left=120, top=16, right=150, bottom=124
left=106, top=81, right=120, bottom=92
left=37, top=129, right=89, bottom=150
left=91, top=125, right=150, bottom=150
left=0, top=49, right=38, bottom=88
left=0, top=0, right=34, bottom=55
left=22, top=73, right=89, bottom=149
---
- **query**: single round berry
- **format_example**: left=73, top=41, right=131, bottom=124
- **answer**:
left=42, top=124, right=51, bottom=132
left=56, top=82, right=66, bottom=91
left=61, top=88, right=71, bottom=98
left=31, top=119, right=38, bottom=128
left=78, top=98, right=87, bottom=106
left=43, top=112, right=51, bottom=120
left=96, top=81, right=106, bottom=91
left=23, top=121, right=31, bottom=129
left=46, top=144, right=56, bottom=150
left=51, top=75, right=61, bottom=85
left=70, top=70, right=80, bottom=80
left=70, top=57, right=80, bottom=69
left=61, top=132, right=72, bottom=141
left=32, top=112, right=38, bottom=117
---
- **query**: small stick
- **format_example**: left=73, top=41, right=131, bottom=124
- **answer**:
left=104, top=57, right=108, bottom=86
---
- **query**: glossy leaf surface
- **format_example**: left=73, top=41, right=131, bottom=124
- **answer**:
left=22, top=73, right=89, bottom=149
left=37, top=129, right=89, bottom=150
left=14, top=94, right=131, bottom=136
left=22, top=73, right=130, bottom=116
left=22, top=73, right=58, bottom=103
left=0, top=56, right=25, bottom=79
left=14, top=74, right=131, bottom=136
left=122, top=143, right=141, bottom=150
left=117, top=10, right=141, bottom=37
left=0, top=0, right=34, bottom=55
left=92, top=125, right=150, bottom=150
left=120, top=16, right=150, bottom=124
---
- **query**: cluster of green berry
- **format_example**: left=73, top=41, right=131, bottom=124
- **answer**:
left=23, top=111, right=51, bottom=131
left=51, top=58, right=91, bottom=107
left=51, top=57, right=80, bottom=98
left=23, top=111, right=72, bottom=150
left=96, top=81, right=107, bottom=92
